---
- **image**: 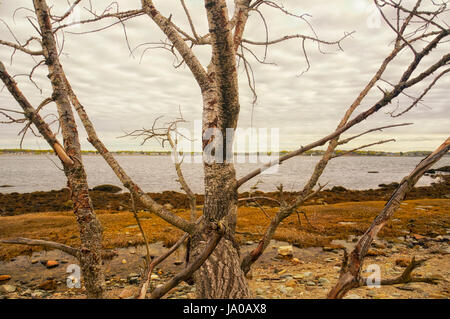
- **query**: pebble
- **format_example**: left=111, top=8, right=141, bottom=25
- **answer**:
left=45, top=260, right=59, bottom=269
left=306, top=281, right=316, bottom=286
left=278, top=285, right=293, bottom=294
left=150, top=274, right=160, bottom=280
left=0, top=285, right=16, bottom=293
left=302, top=271, right=313, bottom=278
left=0, top=275, right=11, bottom=282
left=277, top=245, right=293, bottom=258
left=22, top=289, right=32, bottom=296
left=127, top=273, right=140, bottom=285
left=285, top=279, right=297, bottom=288
left=31, top=290, right=45, bottom=298
left=396, top=283, right=420, bottom=292
left=372, top=242, right=386, bottom=249
left=318, top=278, right=330, bottom=285
left=121, top=259, right=127, bottom=264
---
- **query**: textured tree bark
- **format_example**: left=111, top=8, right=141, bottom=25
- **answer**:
left=33, top=0, right=105, bottom=298
left=187, top=0, right=252, bottom=299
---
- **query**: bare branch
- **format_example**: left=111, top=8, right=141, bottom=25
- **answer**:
left=138, top=233, right=189, bottom=299
left=51, top=0, right=82, bottom=22
left=338, top=123, right=413, bottom=145
left=149, top=222, right=225, bottom=299
left=141, top=0, right=210, bottom=91
left=0, top=61, right=73, bottom=166
left=332, top=139, right=397, bottom=158
left=180, top=0, right=200, bottom=41
left=0, top=39, right=44, bottom=56
left=242, top=32, right=354, bottom=48
left=391, top=68, right=450, bottom=117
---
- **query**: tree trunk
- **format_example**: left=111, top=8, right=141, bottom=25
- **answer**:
left=33, top=0, right=105, bottom=298
left=189, top=78, right=251, bottom=298
left=191, top=163, right=252, bottom=298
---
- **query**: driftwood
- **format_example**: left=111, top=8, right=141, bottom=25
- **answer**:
left=327, top=138, right=450, bottom=299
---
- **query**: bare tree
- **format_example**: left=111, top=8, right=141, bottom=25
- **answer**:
left=0, top=0, right=107, bottom=298
left=1, top=0, right=449, bottom=299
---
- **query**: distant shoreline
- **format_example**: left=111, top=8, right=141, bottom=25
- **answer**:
left=0, top=149, right=441, bottom=157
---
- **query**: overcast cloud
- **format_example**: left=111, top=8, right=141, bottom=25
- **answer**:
left=0, top=0, right=448, bottom=152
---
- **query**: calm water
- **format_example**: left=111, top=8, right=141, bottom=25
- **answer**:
left=0, top=154, right=448, bottom=194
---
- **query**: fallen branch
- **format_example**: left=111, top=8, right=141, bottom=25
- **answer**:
left=327, top=137, right=450, bottom=299
left=0, top=237, right=117, bottom=260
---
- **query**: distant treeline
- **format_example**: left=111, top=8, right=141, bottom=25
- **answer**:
left=0, top=148, right=438, bottom=157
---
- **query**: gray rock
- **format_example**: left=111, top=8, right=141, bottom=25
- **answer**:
left=31, top=290, right=45, bottom=298
left=306, top=281, right=316, bottom=286
left=318, top=278, right=330, bottom=285
left=21, top=289, right=32, bottom=296
left=128, top=275, right=140, bottom=285
left=303, top=271, right=313, bottom=278
left=92, top=184, right=122, bottom=193
left=278, top=285, right=288, bottom=294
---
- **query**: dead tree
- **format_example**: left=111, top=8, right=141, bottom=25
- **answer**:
left=0, top=0, right=106, bottom=298
left=1, top=0, right=449, bottom=299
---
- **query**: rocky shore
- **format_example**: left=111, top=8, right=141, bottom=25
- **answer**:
left=0, top=174, right=448, bottom=299
left=1, top=174, right=448, bottom=216
left=0, top=234, right=448, bottom=299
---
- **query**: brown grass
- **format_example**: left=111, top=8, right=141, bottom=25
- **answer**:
left=0, top=199, right=448, bottom=260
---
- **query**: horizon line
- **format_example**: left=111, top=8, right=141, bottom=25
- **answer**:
left=0, top=148, right=438, bottom=155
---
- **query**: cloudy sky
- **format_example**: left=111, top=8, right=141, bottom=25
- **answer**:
left=0, top=0, right=448, bottom=152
